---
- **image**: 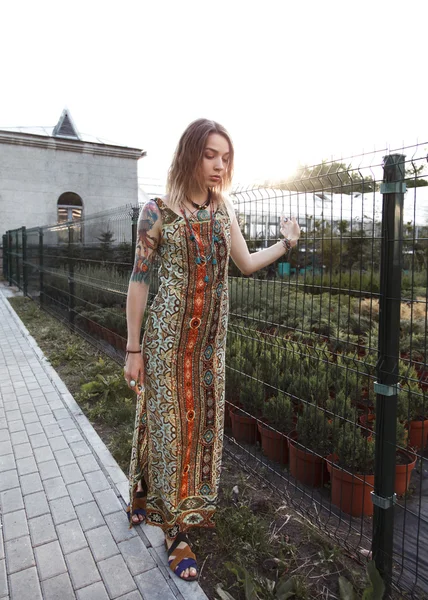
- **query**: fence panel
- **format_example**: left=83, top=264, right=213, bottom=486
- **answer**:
left=4, top=144, right=428, bottom=597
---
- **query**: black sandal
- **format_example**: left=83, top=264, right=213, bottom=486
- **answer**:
left=126, top=491, right=146, bottom=525
left=165, top=532, right=198, bottom=581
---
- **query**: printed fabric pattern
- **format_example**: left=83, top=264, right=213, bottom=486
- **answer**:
left=129, top=197, right=231, bottom=538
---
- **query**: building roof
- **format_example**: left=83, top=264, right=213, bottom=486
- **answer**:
left=0, top=109, right=146, bottom=158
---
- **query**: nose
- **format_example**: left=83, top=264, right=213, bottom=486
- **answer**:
left=214, top=157, right=225, bottom=171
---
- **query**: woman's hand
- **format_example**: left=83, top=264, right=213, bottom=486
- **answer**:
left=280, top=216, right=300, bottom=246
left=124, top=353, right=145, bottom=392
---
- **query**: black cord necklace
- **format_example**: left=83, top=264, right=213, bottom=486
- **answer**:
left=186, top=189, right=211, bottom=211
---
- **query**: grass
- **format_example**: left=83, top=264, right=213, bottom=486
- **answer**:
left=8, top=296, right=411, bottom=600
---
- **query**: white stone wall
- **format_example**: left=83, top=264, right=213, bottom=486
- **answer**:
left=0, top=138, right=140, bottom=234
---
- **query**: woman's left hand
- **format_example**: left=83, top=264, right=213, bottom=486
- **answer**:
left=280, top=216, right=300, bottom=246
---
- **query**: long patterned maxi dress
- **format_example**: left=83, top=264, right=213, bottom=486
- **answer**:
left=128, top=197, right=231, bottom=538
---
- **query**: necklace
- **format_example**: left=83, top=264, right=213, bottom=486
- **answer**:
left=186, top=190, right=211, bottom=211
left=181, top=201, right=219, bottom=282
left=185, top=191, right=211, bottom=221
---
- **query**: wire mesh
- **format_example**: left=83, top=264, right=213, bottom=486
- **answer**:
left=3, top=143, right=428, bottom=597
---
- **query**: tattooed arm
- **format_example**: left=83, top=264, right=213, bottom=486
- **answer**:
left=125, top=200, right=161, bottom=366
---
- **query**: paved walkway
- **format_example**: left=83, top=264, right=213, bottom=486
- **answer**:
left=0, top=283, right=208, bottom=600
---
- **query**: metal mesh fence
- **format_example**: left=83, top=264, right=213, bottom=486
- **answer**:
left=3, top=143, right=428, bottom=596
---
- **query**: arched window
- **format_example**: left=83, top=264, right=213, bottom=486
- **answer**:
left=57, top=192, right=83, bottom=223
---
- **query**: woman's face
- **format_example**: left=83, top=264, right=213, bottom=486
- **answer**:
left=200, top=133, right=230, bottom=188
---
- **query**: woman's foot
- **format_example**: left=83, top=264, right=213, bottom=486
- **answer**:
left=165, top=533, right=198, bottom=580
left=127, top=483, right=146, bottom=524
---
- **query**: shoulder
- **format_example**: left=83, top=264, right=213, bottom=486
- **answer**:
left=220, top=193, right=236, bottom=223
left=138, top=198, right=162, bottom=227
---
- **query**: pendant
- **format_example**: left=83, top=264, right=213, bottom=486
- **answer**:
left=197, top=208, right=210, bottom=221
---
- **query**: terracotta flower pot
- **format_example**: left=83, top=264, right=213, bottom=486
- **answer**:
left=408, top=419, right=428, bottom=451
left=288, top=436, right=326, bottom=488
left=230, top=409, right=258, bottom=444
left=327, top=455, right=374, bottom=517
left=258, top=421, right=289, bottom=464
left=395, top=449, right=417, bottom=496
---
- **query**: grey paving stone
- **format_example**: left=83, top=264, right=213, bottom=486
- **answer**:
left=61, top=463, right=84, bottom=484
left=39, top=459, right=61, bottom=481
left=35, top=404, right=52, bottom=416
left=3, top=509, right=29, bottom=541
left=34, top=540, right=67, bottom=580
left=9, top=566, right=42, bottom=600
left=16, top=455, right=37, bottom=476
left=26, top=421, right=43, bottom=435
left=84, top=470, right=110, bottom=493
left=28, top=513, right=57, bottom=546
left=50, top=435, right=69, bottom=451
left=0, top=440, right=12, bottom=455
left=75, top=501, right=105, bottom=531
left=0, top=487, right=24, bottom=514
left=0, top=469, right=19, bottom=492
left=39, top=414, right=56, bottom=426
left=54, top=448, right=76, bottom=467
left=76, top=581, right=109, bottom=600
left=118, top=536, right=156, bottom=576
left=41, top=572, right=75, bottom=600
left=50, top=496, right=77, bottom=525
left=116, top=592, right=144, bottom=600
left=86, top=525, right=119, bottom=562
left=29, top=432, right=49, bottom=449
left=32, top=390, right=47, bottom=401
left=13, top=441, right=33, bottom=459
left=20, top=471, right=43, bottom=495
left=0, top=453, right=16, bottom=472
left=57, top=519, right=87, bottom=554
left=59, top=418, right=76, bottom=431
left=34, top=444, right=55, bottom=464
left=22, top=411, right=39, bottom=425
left=98, top=554, right=136, bottom=598
left=20, top=402, right=36, bottom=414
left=24, top=490, right=50, bottom=518
left=66, top=547, right=101, bottom=590
left=5, top=535, right=35, bottom=574
left=5, top=409, right=21, bottom=422
left=68, top=478, right=94, bottom=506
left=10, top=430, right=29, bottom=445
left=69, top=440, right=91, bottom=457
left=94, top=489, right=123, bottom=516
left=104, top=512, right=137, bottom=544
left=0, top=429, right=10, bottom=442
left=77, top=454, right=100, bottom=474
left=8, top=419, right=25, bottom=433
left=0, top=559, right=7, bottom=599
left=44, top=423, right=62, bottom=437
left=53, top=408, right=69, bottom=421
left=63, top=428, right=83, bottom=444
left=44, top=476, right=68, bottom=501
left=0, top=529, right=4, bottom=560
left=135, top=568, right=177, bottom=600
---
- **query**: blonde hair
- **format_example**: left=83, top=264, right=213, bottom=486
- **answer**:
left=167, top=118, right=234, bottom=209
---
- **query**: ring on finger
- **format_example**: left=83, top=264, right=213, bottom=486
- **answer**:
left=129, top=379, right=136, bottom=387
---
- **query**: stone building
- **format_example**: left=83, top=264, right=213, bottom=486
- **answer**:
left=0, top=109, right=145, bottom=234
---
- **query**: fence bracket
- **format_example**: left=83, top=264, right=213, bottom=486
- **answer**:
left=380, top=182, right=407, bottom=194
left=371, top=492, right=396, bottom=510
left=374, top=381, right=400, bottom=396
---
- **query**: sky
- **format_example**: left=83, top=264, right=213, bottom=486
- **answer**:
left=1, top=0, right=427, bottom=185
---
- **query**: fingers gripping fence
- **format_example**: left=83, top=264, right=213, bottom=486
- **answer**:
left=3, top=144, right=428, bottom=597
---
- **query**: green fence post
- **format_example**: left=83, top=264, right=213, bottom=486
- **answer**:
left=15, top=229, right=20, bottom=289
left=39, top=227, right=44, bottom=306
left=8, top=231, right=12, bottom=286
left=2, top=233, right=8, bottom=281
left=22, top=226, right=28, bottom=297
left=68, top=224, right=75, bottom=328
left=372, top=153, right=406, bottom=592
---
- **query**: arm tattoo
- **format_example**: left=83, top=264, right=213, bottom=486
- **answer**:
left=130, top=201, right=160, bottom=283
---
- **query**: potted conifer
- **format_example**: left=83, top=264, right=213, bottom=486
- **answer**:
left=258, top=395, right=294, bottom=464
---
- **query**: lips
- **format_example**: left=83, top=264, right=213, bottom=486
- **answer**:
left=210, top=175, right=221, bottom=182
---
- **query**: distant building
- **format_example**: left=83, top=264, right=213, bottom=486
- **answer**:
left=0, top=109, right=145, bottom=234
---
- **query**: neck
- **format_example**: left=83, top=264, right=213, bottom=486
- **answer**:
left=188, top=188, right=210, bottom=206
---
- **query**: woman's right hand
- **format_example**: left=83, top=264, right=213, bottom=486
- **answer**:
left=124, top=352, right=145, bottom=392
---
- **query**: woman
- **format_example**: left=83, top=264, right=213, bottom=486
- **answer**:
left=124, top=118, right=300, bottom=581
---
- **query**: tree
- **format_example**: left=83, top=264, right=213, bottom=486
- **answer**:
left=268, top=160, right=378, bottom=194
left=405, top=164, right=428, bottom=188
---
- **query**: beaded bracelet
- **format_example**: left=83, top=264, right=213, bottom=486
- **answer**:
left=281, top=238, right=292, bottom=252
